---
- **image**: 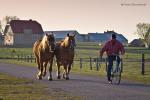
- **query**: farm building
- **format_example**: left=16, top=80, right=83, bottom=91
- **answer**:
left=3, top=19, right=44, bottom=47
left=129, top=39, right=145, bottom=47
left=0, top=32, right=3, bottom=45
left=87, top=30, right=128, bottom=45
left=45, top=30, right=81, bottom=41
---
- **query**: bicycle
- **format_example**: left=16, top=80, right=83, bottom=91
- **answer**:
left=106, top=54, right=123, bottom=85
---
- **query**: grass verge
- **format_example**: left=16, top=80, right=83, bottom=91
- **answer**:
left=0, top=72, right=82, bottom=100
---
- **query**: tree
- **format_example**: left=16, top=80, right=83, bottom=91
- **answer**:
left=0, top=21, right=2, bottom=33
left=0, top=16, right=19, bottom=32
left=3, top=16, right=19, bottom=24
left=136, top=23, right=150, bottom=49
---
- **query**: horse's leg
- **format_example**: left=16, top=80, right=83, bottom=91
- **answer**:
left=36, top=58, right=40, bottom=70
left=36, top=58, right=41, bottom=79
left=48, top=58, right=53, bottom=81
left=56, top=61, right=61, bottom=79
left=38, top=61, right=43, bottom=80
left=43, top=61, right=48, bottom=77
left=64, top=63, right=69, bottom=80
left=67, top=61, right=73, bottom=79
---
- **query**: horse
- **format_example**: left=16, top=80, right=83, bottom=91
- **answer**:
left=33, top=33, right=55, bottom=80
left=55, top=33, right=76, bottom=80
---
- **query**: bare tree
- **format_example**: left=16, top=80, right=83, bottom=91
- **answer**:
left=3, top=16, right=19, bottom=24
left=0, top=21, right=2, bottom=33
left=136, top=23, right=150, bottom=49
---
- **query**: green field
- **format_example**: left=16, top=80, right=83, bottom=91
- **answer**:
left=0, top=42, right=150, bottom=84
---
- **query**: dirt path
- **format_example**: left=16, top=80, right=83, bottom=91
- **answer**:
left=0, top=63, right=150, bottom=100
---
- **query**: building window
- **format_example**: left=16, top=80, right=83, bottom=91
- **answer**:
left=24, top=29, right=32, bottom=34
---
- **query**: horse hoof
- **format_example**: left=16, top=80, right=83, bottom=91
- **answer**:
left=42, top=73, right=46, bottom=77
left=48, top=76, right=52, bottom=81
left=57, top=76, right=61, bottom=79
left=66, top=77, right=69, bottom=80
left=63, top=74, right=65, bottom=79
left=37, top=75, right=42, bottom=80
left=37, top=76, right=42, bottom=80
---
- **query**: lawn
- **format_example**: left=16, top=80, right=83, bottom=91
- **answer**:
left=0, top=73, right=81, bottom=100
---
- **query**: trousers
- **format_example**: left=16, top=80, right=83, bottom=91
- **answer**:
left=107, top=55, right=120, bottom=81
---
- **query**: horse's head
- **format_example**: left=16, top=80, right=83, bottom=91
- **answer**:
left=44, top=33, right=55, bottom=52
left=65, top=33, right=76, bottom=49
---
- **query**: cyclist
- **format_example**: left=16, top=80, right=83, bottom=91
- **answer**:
left=99, top=34, right=125, bottom=83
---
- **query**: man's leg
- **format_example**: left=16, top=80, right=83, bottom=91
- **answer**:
left=107, top=56, right=113, bottom=82
left=116, top=56, right=121, bottom=70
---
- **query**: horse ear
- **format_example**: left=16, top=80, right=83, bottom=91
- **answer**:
left=67, top=33, right=70, bottom=37
left=73, top=33, right=76, bottom=37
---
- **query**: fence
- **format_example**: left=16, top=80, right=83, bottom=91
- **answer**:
left=0, top=54, right=150, bottom=75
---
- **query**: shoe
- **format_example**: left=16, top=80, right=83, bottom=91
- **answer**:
left=108, top=80, right=112, bottom=84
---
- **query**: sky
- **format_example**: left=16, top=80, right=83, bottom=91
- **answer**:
left=0, top=0, right=149, bottom=42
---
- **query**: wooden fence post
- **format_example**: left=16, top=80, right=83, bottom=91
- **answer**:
left=96, top=58, right=99, bottom=71
left=17, top=55, right=19, bottom=61
left=141, top=53, right=145, bottom=75
left=80, top=58, right=82, bottom=69
left=27, top=56, right=29, bottom=62
left=121, top=59, right=123, bottom=73
left=90, top=57, right=92, bottom=70
left=30, top=54, right=32, bottom=63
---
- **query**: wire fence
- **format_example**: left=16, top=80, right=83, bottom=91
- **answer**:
left=0, top=54, right=150, bottom=75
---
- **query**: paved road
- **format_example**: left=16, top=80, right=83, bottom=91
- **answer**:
left=0, top=63, right=150, bottom=100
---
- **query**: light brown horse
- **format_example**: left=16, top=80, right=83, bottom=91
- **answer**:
left=33, top=33, right=55, bottom=80
left=55, top=33, right=76, bottom=80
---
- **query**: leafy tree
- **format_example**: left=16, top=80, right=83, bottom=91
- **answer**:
left=136, top=23, right=150, bottom=49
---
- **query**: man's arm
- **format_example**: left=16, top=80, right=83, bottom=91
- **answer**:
left=119, top=43, right=125, bottom=55
left=99, top=43, right=107, bottom=57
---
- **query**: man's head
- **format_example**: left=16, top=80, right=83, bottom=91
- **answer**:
left=112, top=34, right=116, bottom=39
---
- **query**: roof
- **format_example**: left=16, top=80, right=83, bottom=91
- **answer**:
left=4, top=20, right=44, bottom=34
left=88, top=33, right=109, bottom=42
left=129, top=39, right=145, bottom=47
left=88, top=31, right=128, bottom=43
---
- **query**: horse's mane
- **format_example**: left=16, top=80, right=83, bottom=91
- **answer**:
left=41, top=35, right=48, bottom=50
left=61, top=37, right=69, bottom=47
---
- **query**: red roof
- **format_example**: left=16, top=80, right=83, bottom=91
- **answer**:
left=9, top=20, right=44, bottom=34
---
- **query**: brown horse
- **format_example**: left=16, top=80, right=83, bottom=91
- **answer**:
left=55, top=33, right=76, bottom=80
left=33, top=33, right=55, bottom=80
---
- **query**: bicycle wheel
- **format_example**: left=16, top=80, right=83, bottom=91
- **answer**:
left=112, top=67, right=121, bottom=85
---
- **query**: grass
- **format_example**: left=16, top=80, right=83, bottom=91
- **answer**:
left=0, top=73, right=82, bottom=100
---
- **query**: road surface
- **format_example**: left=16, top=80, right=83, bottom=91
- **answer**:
left=0, top=63, right=150, bottom=100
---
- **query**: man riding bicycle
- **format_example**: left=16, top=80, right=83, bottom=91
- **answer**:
left=99, top=34, right=125, bottom=83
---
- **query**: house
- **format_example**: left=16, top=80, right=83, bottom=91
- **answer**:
left=129, top=39, right=145, bottom=47
left=4, top=19, right=44, bottom=47
left=0, top=32, right=3, bottom=45
left=87, top=30, right=128, bottom=45
left=45, top=30, right=81, bottom=41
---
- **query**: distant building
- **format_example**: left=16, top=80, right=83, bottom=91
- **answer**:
left=45, top=30, right=81, bottom=41
left=78, top=34, right=88, bottom=42
left=0, top=32, right=3, bottom=45
left=129, top=39, right=145, bottom=47
left=3, top=19, right=44, bottom=47
left=87, top=30, right=128, bottom=45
